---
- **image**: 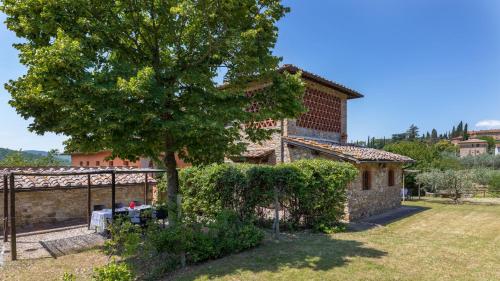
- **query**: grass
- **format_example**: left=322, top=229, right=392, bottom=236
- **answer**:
left=0, top=249, right=108, bottom=281
left=1, top=201, right=500, bottom=281
left=169, top=201, right=500, bottom=281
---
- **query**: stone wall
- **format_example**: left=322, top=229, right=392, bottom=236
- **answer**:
left=285, top=145, right=403, bottom=221
left=0, top=184, right=155, bottom=230
left=346, top=163, right=402, bottom=221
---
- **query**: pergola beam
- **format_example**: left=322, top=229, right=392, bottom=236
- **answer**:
left=3, top=174, right=8, bottom=242
left=87, top=174, right=91, bottom=229
left=9, top=173, right=16, bottom=261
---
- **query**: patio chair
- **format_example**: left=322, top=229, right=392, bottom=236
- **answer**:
left=154, top=208, right=168, bottom=227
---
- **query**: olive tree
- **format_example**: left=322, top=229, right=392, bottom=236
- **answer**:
left=417, top=170, right=477, bottom=203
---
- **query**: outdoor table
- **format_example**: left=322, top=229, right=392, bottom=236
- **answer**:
left=90, top=205, right=153, bottom=232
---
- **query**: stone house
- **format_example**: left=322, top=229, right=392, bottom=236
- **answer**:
left=230, top=65, right=414, bottom=220
left=458, top=138, right=489, bottom=157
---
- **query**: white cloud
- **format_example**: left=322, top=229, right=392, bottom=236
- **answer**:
left=475, top=120, right=500, bottom=129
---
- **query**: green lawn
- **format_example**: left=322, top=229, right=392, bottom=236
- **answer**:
left=1, top=201, right=499, bottom=281
left=169, top=201, right=500, bottom=281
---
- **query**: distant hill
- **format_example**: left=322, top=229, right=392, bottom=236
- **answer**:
left=0, top=148, right=71, bottom=165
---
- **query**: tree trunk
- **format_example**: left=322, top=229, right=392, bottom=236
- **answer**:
left=164, top=149, right=179, bottom=224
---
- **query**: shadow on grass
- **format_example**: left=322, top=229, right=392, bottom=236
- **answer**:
left=422, top=198, right=500, bottom=206
left=347, top=205, right=430, bottom=232
left=167, top=233, right=387, bottom=281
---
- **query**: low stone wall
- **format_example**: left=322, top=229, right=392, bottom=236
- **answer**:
left=0, top=184, right=156, bottom=230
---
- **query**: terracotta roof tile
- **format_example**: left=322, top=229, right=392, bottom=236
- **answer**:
left=0, top=167, right=159, bottom=189
left=283, top=137, right=414, bottom=163
left=458, top=138, right=488, bottom=143
left=279, top=64, right=364, bottom=99
left=241, top=149, right=275, bottom=158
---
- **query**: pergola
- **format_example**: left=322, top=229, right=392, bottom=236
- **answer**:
left=402, top=169, right=421, bottom=201
left=2, top=168, right=165, bottom=261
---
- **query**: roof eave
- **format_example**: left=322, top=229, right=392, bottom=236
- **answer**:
left=283, top=138, right=361, bottom=164
left=279, top=64, right=364, bottom=99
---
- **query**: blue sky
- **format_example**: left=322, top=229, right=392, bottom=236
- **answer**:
left=1, top=0, right=500, bottom=151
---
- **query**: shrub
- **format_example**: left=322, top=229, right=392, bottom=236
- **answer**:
left=92, top=262, right=133, bottom=281
left=148, top=210, right=264, bottom=264
left=180, top=164, right=253, bottom=220
left=103, top=218, right=141, bottom=257
left=179, top=159, right=358, bottom=232
left=286, top=159, right=357, bottom=232
left=488, top=171, right=500, bottom=196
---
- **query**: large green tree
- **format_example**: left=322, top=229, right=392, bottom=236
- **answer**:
left=1, top=0, right=305, bottom=211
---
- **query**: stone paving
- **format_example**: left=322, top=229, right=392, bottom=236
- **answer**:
left=1, top=224, right=104, bottom=262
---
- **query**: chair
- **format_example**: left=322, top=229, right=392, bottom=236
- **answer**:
left=154, top=208, right=168, bottom=228
left=115, top=202, right=124, bottom=209
left=93, top=204, right=105, bottom=211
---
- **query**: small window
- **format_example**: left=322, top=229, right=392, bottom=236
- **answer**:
left=86, top=161, right=90, bottom=166
left=124, top=161, right=129, bottom=166
left=109, top=161, right=114, bottom=167
left=388, top=170, right=395, bottom=187
left=79, top=161, right=83, bottom=167
left=96, top=161, right=100, bottom=166
left=362, top=170, right=371, bottom=190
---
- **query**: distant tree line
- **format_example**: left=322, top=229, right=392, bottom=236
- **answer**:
left=0, top=149, right=69, bottom=167
left=359, top=121, right=470, bottom=149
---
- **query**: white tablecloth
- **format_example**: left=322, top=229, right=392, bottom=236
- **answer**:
left=90, top=205, right=152, bottom=232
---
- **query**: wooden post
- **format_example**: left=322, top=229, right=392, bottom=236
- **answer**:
left=273, top=187, right=280, bottom=239
left=402, top=171, right=405, bottom=202
left=3, top=174, right=8, bottom=242
left=177, top=195, right=186, bottom=268
left=418, top=183, right=421, bottom=200
left=280, top=119, right=285, bottom=163
left=144, top=173, right=148, bottom=205
left=9, top=173, right=17, bottom=261
left=111, top=171, right=116, bottom=220
left=87, top=174, right=91, bottom=229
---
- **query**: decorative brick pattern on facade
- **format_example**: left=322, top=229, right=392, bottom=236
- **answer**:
left=297, top=88, right=342, bottom=133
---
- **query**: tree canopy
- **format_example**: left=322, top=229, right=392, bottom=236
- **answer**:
left=1, top=0, right=305, bottom=208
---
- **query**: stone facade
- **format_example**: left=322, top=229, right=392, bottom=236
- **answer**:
left=458, top=139, right=489, bottom=157
left=0, top=184, right=155, bottom=230
left=345, top=163, right=402, bottom=221
left=284, top=145, right=403, bottom=221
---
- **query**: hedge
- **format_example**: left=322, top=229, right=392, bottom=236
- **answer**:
left=179, top=159, right=358, bottom=231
